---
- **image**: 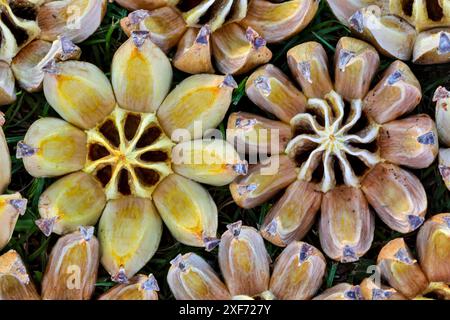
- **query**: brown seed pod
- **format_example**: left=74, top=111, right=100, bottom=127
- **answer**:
left=313, top=283, right=364, bottom=300
left=98, top=274, right=159, bottom=300
left=0, top=193, right=27, bottom=250
left=0, top=124, right=11, bottom=193
left=360, top=277, right=407, bottom=300
left=0, top=62, right=16, bottom=106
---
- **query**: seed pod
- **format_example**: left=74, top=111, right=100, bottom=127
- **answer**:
left=260, top=180, right=321, bottom=247
left=0, top=193, right=27, bottom=250
left=334, top=37, right=380, bottom=101
left=413, top=29, right=450, bottom=65
left=37, top=0, right=107, bottom=43
left=111, top=31, right=172, bottom=113
left=417, top=214, right=450, bottom=283
left=326, top=0, right=380, bottom=26
left=41, top=226, right=99, bottom=300
left=230, top=155, right=298, bottom=209
left=0, top=62, right=16, bottom=105
left=173, top=27, right=215, bottom=74
left=99, top=274, right=159, bottom=300
left=270, top=242, right=326, bottom=300
left=167, top=253, right=230, bottom=300
left=43, top=60, right=116, bottom=130
left=378, top=114, right=438, bottom=169
left=99, top=197, right=162, bottom=283
left=434, top=86, right=450, bottom=145
left=157, top=74, right=234, bottom=142
left=364, top=60, right=422, bottom=124
left=287, top=42, right=333, bottom=99
left=218, top=222, right=270, bottom=297
left=227, top=112, right=292, bottom=156
left=360, top=278, right=406, bottom=300
left=361, top=163, right=426, bottom=233
left=19, top=117, right=87, bottom=177
left=0, top=125, right=11, bottom=193
left=439, top=148, right=450, bottom=191
left=0, top=250, right=40, bottom=300
left=240, top=0, right=319, bottom=43
left=377, top=238, right=429, bottom=299
left=37, top=171, right=106, bottom=236
left=319, top=186, right=374, bottom=262
left=153, top=174, right=218, bottom=248
left=246, top=64, right=307, bottom=123
left=120, top=8, right=187, bottom=53
left=212, top=24, right=272, bottom=75
left=313, top=283, right=364, bottom=300
left=115, top=0, right=178, bottom=11
left=12, top=38, right=81, bottom=93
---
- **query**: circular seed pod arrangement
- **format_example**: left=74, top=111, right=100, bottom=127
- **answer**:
left=228, top=36, right=440, bottom=263
left=326, top=0, right=450, bottom=64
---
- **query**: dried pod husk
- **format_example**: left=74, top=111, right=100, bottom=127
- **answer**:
left=153, top=174, right=217, bottom=248
left=99, top=274, right=159, bottom=300
left=439, top=148, right=450, bottom=190
left=417, top=213, right=450, bottom=283
left=12, top=38, right=81, bottom=93
left=240, top=0, right=319, bottom=43
left=0, top=126, right=11, bottom=193
left=212, top=24, right=272, bottom=75
left=120, top=8, right=187, bottom=53
left=319, top=186, right=374, bottom=262
left=43, top=60, right=116, bottom=130
left=413, top=28, right=450, bottom=65
left=219, top=222, right=270, bottom=296
left=167, top=253, right=230, bottom=300
left=227, top=111, right=292, bottom=155
left=260, top=180, right=321, bottom=247
left=0, top=62, right=16, bottom=105
left=230, top=155, right=298, bottom=209
left=0, top=193, right=27, bottom=250
left=326, top=0, right=381, bottom=25
left=173, top=27, right=215, bottom=74
left=313, top=283, right=364, bottom=300
left=361, top=163, right=427, bottom=233
left=378, top=114, right=438, bottom=169
left=37, top=0, right=107, bottom=43
left=112, top=31, right=172, bottom=113
left=99, top=197, right=162, bottom=283
left=360, top=277, right=407, bottom=300
left=172, top=139, right=247, bottom=186
left=0, top=250, right=40, bottom=300
left=334, top=37, right=380, bottom=100
left=20, top=117, right=87, bottom=177
left=348, top=7, right=417, bottom=60
left=115, top=0, right=178, bottom=11
left=37, top=171, right=106, bottom=236
left=377, top=238, right=429, bottom=299
left=363, top=60, right=422, bottom=124
left=434, top=86, right=450, bottom=145
left=269, top=242, right=326, bottom=300
left=246, top=64, right=307, bottom=123
left=41, top=227, right=99, bottom=300
left=157, top=74, right=234, bottom=142
left=287, top=42, right=333, bottom=99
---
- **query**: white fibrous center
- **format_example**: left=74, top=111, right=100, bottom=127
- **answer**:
left=286, top=91, right=381, bottom=193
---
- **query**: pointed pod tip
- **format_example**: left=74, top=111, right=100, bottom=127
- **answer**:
left=79, top=226, right=95, bottom=241
left=112, top=267, right=129, bottom=284
left=226, top=221, right=243, bottom=237
left=35, top=217, right=57, bottom=237
left=9, top=198, right=27, bottom=216
left=128, top=9, right=151, bottom=25
left=438, top=32, right=450, bottom=55
left=408, top=215, right=424, bottom=230
left=232, top=162, right=248, bottom=176
left=196, top=25, right=211, bottom=45
left=344, top=285, right=363, bottom=300
left=298, top=243, right=314, bottom=264
left=142, top=274, right=159, bottom=292
left=349, top=10, right=364, bottom=33
left=221, top=75, right=238, bottom=89
left=41, top=59, right=59, bottom=74
left=170, top=254, right=188, bottom=272
left=338, top=49, right=356, bottom=72
left=131, top=30, right=150, bottom=48
left=394, top=247, right=416, bottom=265
left=203, top=236, right=220, bottom=252
left=341, top=246, right=359, bottom=263
left=16, top=141, right=38, bottom=159
left=245, top=27, right=266, bottom=50
left=433, top=86, right=450, bottom=102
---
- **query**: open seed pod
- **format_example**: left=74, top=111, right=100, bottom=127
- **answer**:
left=359, top=278, right=407, bottom=300
left=0, top=62, right=16, bottom=105
left=37, top=0, right=107, bottom=43
left=41, top=226, right=99, bottom=300
left=167, top=253, right=231, bottom=300
left=99, top=274, right=159, bottom=300
left=0, top=193, right=27, bottom=250
left=313, top=283, right=364, bottom=300
left=0, top=250, right=40, bottom=300
left=0, top=122, right=11, bottom=193
left=413, top=29, right=450, bottom=64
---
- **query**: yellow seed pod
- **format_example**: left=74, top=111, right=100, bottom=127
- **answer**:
left=313, top=283, right=364, bottom=300
left=37, top=171, right=106, bottom=236
left=111, top=31, right=172, bottom=113
left=19, top=117, right=87, bottom=177
left=0, top=250, right=40, bottom=300
left=360, top=277, right=407, bottom=300
left=153, top=174, right=218, bottom=248
left=172, top=139, right=247, bottom=186
left=0, top=126, right=11, bottom=193
left=43, top=60, right=116, bottom=130
left=99, top=274, right=159, bottom=300
left=0, top=193, right=27, bottom=250
left=99, top=197, right=162, bottom=283
left=41, top=226, right=100, bottom=300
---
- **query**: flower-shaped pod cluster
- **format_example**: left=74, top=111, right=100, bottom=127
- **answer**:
left=0, top=0, right=107, bottom=105
left=17, top=31, right=247, bottom=284
left=167, top=221, right=326, bottom=300
left=227, top=36, right=439, bottom=263
left=117, top=0, right=319, bottom=75
left=327, top=0, right=450, bottom=64
left=434, top=86, right=450, bottom=189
